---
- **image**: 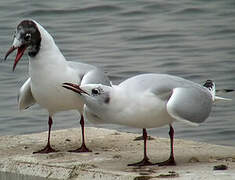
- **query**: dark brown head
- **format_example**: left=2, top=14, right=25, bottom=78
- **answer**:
left=4, top=20, right=41, bottom=71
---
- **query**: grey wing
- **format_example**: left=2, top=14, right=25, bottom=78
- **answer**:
left=68, top=61, right=111, bottom=86
left=68, top=61, right=95, bottom=75
left=81, top=68, right=111, bottom=86
left=166, top=87, right=213, bottom=126
left=18, top=78, right=36, bottom=110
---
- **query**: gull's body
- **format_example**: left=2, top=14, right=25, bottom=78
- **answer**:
left=5, top=19, right=111, bottom=153
left=63, top=73, right=225, bottom=166
left=84, top=74, right=212, bottom=128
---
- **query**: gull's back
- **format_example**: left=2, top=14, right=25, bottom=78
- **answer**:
left=119, top=73, right=198, bottom=94
left=118, top=73, right=213, bottom=126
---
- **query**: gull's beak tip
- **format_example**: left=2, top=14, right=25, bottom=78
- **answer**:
left=12, top=65, right=16, bottom=72
left=62, top=82, right=89, bottom=95
left=4, top=46, right=16, bottom=61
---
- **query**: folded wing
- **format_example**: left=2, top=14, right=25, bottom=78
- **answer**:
left=167, top=87, right=213, bottom=126
left=18, top=78, right=36, bottom=110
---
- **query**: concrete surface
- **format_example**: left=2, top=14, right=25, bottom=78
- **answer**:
left=0, top=127, right=235, bottom=180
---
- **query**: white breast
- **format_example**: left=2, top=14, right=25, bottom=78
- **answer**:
left=29, top=61, right=84, bottom=114
left=28, top=28, right=84, bottom=115
left=88, top=88, right=174, bottom=129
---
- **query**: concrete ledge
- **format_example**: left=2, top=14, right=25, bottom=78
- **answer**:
left=0, top=127, right=235, bottom=179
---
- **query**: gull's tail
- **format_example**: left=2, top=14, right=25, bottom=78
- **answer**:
left=203, top=80, right=232, bottom=102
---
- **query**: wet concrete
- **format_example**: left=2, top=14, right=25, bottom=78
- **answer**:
left=0, top=127, right=235, bottom=179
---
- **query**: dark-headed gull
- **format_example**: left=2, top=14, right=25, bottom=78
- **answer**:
left=4, top=19, right=111, bottom=153
left=63, top=74, right=230, bottom=166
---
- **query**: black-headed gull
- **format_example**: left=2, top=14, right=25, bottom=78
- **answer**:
left=4, top=19, right=111, bottom=153
left=63, top=74, right=230, bottom=166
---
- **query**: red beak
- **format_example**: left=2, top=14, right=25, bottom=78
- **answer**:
left=4, top=45, right=27, bottom=71
left=62, top=83, right=89, bottom=95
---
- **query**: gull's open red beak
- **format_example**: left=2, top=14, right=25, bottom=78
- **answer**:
left=4, top=45, right=27, bottom=71
left=62, top=83, right=89, bottom=95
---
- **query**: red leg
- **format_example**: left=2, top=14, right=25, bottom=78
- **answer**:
left=33, top=116, right=58, bottom=154
left=128, top=128, right=153, bottom=166
left=69, top=115, right=92, bottom=153
left=155, top=124, right=176, bottom=166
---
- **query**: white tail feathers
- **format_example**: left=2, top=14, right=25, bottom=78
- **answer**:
left=215, top=96, right=232, bottom=101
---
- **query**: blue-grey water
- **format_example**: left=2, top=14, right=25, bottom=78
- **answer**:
left=0, top=0, right=235, bottom=147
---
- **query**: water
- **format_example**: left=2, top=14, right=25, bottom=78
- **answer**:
left=0, top=0, right=235, bottom=146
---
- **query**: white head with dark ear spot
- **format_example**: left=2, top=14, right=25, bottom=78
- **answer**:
left=5, top=19, right=42, bottom=71
left=79, top=84, right=112, bottom=108
left=62, top=83, right=112, bottom=111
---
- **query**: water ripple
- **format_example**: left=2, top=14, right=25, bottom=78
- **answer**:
left=0, top=0, right=235, bottom=146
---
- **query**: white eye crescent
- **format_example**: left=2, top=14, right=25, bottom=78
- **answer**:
left=92, top=88, right=100, bottom=95
left=24, top=33, right=31, bottom=41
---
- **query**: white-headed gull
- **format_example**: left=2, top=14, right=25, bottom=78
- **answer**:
left=63, top=74, right=231, bottom=166
left=4, top=19, right=111, bottom=153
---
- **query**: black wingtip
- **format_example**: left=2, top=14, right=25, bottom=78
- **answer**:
left=224, top=89, right=235, bottom=93
left=216, top=89, right=235, bottom=93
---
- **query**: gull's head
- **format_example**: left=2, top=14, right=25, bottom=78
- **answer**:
left=4, top=19, right=41, bottom=71
left=63, top=83, right=112, bottom=108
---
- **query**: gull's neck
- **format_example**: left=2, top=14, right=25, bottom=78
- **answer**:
left=29, top=21, right=67, bottom=73
left=105, top=86, right=127, bottom=112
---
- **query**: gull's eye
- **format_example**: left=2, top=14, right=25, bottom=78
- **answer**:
left=24, top=33, right=31, bottom=41
left=92, top=88, right=100, bottom=95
